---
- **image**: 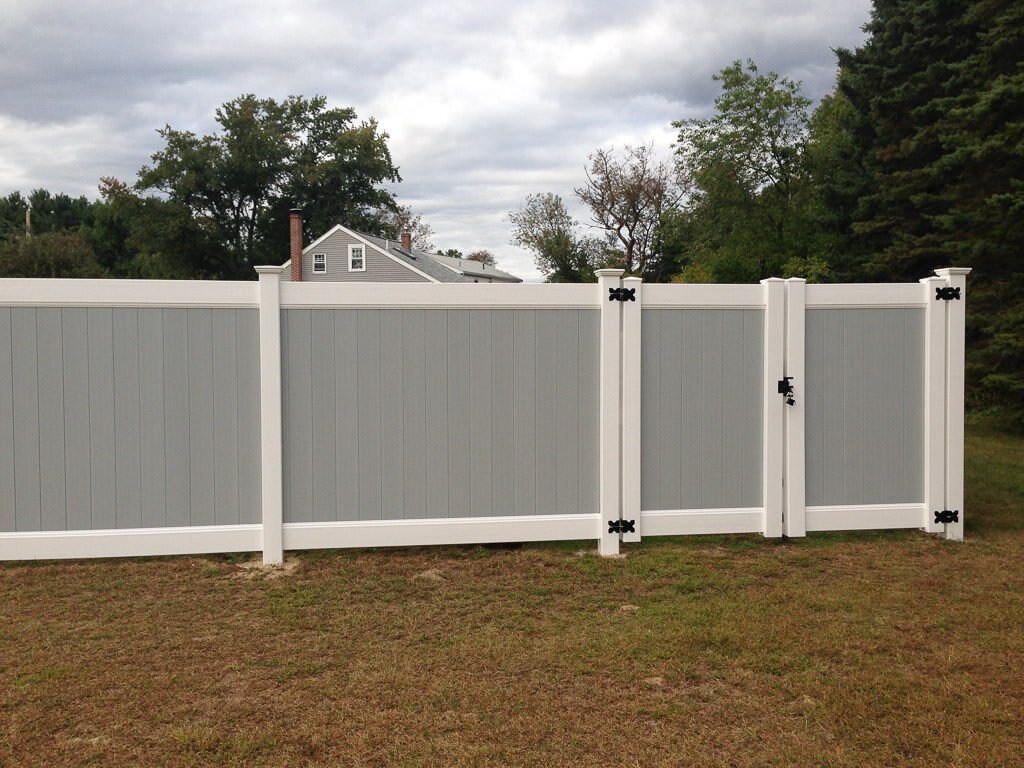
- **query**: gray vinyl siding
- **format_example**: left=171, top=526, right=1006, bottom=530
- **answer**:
left=0, top=307, right=261, bottom=532
left=804, top=308, right=925, bottom=506
left=281, top=308, right=600, bottom=522
left=641, top=309, right=764, bottom=511
left=292, top=231, right=431, bottom=282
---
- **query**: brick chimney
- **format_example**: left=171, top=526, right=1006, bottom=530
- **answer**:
left=289, top=209, right=303, bottom=282
left=401, top=232, right=412, bottom=251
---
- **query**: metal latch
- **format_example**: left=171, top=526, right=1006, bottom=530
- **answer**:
left=778, top=376, right=795, bottom=406
left=608, top=287, right=636, bottom=302
left=608, top=519, right=636, bottom=534
left=935, top=286, right=961, bottom=301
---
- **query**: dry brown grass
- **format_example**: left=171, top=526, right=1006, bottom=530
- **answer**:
left=2, top=424, right=1022, bottom=767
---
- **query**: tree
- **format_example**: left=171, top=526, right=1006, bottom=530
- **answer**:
left=574, top=143, right=686, bottom=278
left=0, top=231, right=104, bottom=278
left=376, top=204, right=435, bottom=251
left=508, top=193, right=599, bottom=282
left=835, top=0, right=1024, bottom=428
left=672, top=60, right=819, bottom=282
left=466, top=249, right=497, bottom=267
left=136, top=94, right=401, bottom=278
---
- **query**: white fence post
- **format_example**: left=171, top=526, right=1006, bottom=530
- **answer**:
left=761, top=278, right=786, bottom=538
left=783, top=278, right=807, bottom=537
left=921, top=275, right=948, bottom=534
left=255, top=266, right=285, bottom=564
left=620, top=276, right=643, bottom=544
left=934, top=267, right=971, bottom=541
left=597, top=269, right=625, bottom=555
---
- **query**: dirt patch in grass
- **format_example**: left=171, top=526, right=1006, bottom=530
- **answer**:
left=2, top=425, right=1022, bottom=767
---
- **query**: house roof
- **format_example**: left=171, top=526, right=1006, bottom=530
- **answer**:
left=283, top=224, right=523, bottom=283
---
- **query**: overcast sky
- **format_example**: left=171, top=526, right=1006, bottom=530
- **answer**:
left=0, top=0, right=872, bottom=281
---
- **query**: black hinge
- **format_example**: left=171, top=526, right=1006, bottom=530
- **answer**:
left=608, top=287, right=636, bottom=302
left=608, top=519, right=636, bottom=534
left=934, top=509, right=959, bottom=524
left=936, top=286, right=961, bottom=301
left=778, top=376, right=795, bottom=406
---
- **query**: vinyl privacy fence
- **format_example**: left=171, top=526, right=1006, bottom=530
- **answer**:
left=0, top=267, right=970, bottom=563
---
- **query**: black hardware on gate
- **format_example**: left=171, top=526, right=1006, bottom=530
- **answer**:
left=935, top=286, right=961, bottom=301
left=608, top=519, right=636, bottom=534
left=608, top=287, right=636, bottom=302
left=778, top=376, right=796, bottom=406
left=934, top=509, right=960, bottom=524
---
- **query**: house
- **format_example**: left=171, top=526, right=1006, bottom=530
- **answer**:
left=283, top=210, right=521, bottom=284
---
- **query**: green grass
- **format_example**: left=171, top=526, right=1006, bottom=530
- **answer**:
left=1, top=423, right=1022, bottom=767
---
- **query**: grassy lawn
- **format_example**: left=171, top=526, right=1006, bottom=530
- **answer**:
left=2, top=423, right=1022, bottom=767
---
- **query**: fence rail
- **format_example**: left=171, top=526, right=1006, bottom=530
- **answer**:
left=0, top=267, right=970, bottom=563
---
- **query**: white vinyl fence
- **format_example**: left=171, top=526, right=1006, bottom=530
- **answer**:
left=0, top=266, right=969, bottom=564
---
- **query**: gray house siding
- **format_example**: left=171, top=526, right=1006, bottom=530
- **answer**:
left=0, top=307, right=261, bottom=532
left=804, top=308, right=925, bottom=506
left=281, top=308, right=601, bottom=523
left=287, top=229, right=431, bottom=283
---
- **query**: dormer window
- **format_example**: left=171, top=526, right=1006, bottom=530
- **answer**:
left=349, top=244, right=366, bottom=272
left=312, top=253, right=326, bottom=273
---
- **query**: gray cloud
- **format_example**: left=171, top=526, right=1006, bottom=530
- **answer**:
left=0, top=0, right=872, bottom=281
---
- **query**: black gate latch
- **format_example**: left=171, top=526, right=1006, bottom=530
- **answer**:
left=934, top=509, right=959, bottom=524
left=608, top=287, right=636, bottom=302
left=778, top=376, right=795, bottom=406
left=935, top=286, right=961, bottom=301
left=608, top=519, right=636, bottom=534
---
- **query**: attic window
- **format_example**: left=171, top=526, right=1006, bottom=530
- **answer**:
left=349, top=244, right=366, bottom=272
left=312, top=253, right=326, bottom=273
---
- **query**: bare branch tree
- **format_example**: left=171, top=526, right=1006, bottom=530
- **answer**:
left=574, top=143, right=688, bottom=277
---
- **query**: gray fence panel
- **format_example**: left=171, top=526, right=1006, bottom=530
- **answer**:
left=641, top=309, right=764, bottom=511
left=0, top=307, right=261, bottom=533
left=805, top=308, right=925, bottom=506
left=0, top=309, right=14, bottom=532
left=281, top=308, right=601, bottom=522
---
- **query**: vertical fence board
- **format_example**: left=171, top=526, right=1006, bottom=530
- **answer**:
left=490, top=310, right=516, bottom=517
left=0, top=309, right=15, bottom=532
left=310, top=310, right=337, bottom=523
left=162, top=310, right=190, bottom=526
left=379, top=310, right=406, bottom=519
left=36, top=309, right=67, bottom=531
left=446, top=311, right=471, bottom=517
left=423, top=310, right=450, bottom=519
left=357, top=310, right=383, bottom=520
left=578, top=310, right=600, bottom=517
left=62, top=308, right=92, bottom=531
left=138, top=309, right=167, bottom=528
left=468, top=310, right=493, bottom=516
left=186, top=309, right=215, bottom=526
left=212, top=310, right=241, bottom=525
left=555, top=311, right=581, bottom=515
left=235, top=310, right=261, bottom=525
left=333, top=310, right=360, bottom=521
left=535, top=310, right=558, bottom=515
left=113, top=309, right=143, bottom=529
left=87, top=308, right=116, bottom=530
left=11, top=309, right=41, bottom=531
left=283, top=310, right=313, bottom=523
left=402, top=310, right=428, bottom=519
left=513, top=311, right=537, bottom=516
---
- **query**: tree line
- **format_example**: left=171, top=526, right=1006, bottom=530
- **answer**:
left=508, top=0, right=1022, bottom=429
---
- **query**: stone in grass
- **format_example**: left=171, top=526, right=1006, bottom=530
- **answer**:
left=412, top=568, right=447, bottom=584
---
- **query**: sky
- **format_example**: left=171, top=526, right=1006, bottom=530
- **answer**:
left=0, top=0, right=873, bottom=281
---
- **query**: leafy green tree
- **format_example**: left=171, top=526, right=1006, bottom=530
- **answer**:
left=508, top=193, right=599, bottom=282
left=672, top=60, right=824, bottom=282
left=836, top=0, right=1024, bottom=428
left=0, top=231, right=104, bottom=278
left=136, top=94, right=401, bottom=278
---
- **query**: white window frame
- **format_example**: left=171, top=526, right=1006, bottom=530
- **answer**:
left=312, top=253, right=327, bottom=274
left=348, top=244, right=366, bottom=272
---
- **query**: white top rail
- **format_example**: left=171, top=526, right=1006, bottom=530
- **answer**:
left=641, top=283, right=766, bottom=309
left=805, top=283, right=925, bottom=309
left=0, top=278, right=259, bottom=308
left=280, top=281, right=599, bottom=309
